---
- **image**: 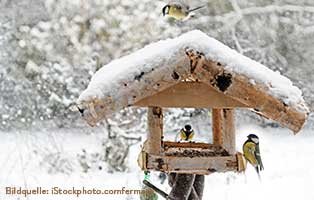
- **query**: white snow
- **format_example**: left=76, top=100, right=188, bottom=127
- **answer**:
left=78, top=30, right=308, bottom=113
left=25, top=60, right=40, bottom=75
left=18, top=40, right=26, bottom=48
left=1, top=126, right=314, bottom=200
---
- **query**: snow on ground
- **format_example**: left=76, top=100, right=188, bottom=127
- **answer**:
left=0, top=126, right=314, bottom=200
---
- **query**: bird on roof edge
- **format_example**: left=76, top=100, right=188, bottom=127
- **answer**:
left=243, top=134, right=264, bottom=179
left=162, top=1, right=206, bottom=21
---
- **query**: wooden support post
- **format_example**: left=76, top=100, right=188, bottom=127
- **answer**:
left=147, top=107, right=163, bottom=155
left=222, top=109, right=235, bottom=155
left=212, top=108, right=223, bottom=146
left=212, top=108, right=236, bottom=155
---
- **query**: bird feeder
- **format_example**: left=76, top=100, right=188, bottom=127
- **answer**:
left=136, top=85, right=247, bottom=174
left=76, top=30, right=309, bottom=175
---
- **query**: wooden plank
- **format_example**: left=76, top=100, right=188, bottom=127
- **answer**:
left=222, top=109, right=236, bottom=155
left=212, top=108, right=223, bottom=146
left=146, top=154, right=239, bottom=174
left=147, top=107, right=163, bottom=155
left=212, top=108, right=236, bottom=155
left=236, top=152, right=247, bottom=172
left=134, top=82, right=249, bottom=108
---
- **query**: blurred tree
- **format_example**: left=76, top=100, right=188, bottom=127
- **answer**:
left=0, top=1, right=314, bottom=174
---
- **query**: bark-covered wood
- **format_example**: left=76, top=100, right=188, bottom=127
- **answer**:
left=169, top=174, right=196, bottom=200
left=184, top=49, right=309, bottom=133
left=147, top=154, right=239, bottom=174
left=222, top=109, right=236, bottom=155
left=236, top=152, right=247, bottom=172
left=140, top=139, right=246, bottom=173
left=168, top=173, right=205, bottom=200
left=212, top=108, right=223, bottom=146
left=191, top=175, right=205, bottom=200
left=212, top=108, right=236, bottom=155
left=76, top=52, right=191, bottom=126
left=77, top=47, right=308, bottom=132
left=147, top=107, right=163, bottom=155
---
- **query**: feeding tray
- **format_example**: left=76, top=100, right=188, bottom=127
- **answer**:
left=138, top=141, right=246, bottom=175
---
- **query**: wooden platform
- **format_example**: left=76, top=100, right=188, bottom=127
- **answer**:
left=138, top=141, right=246, bottom=174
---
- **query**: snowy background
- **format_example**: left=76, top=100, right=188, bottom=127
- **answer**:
left=1, top=126, right=314, bottom=200
left=0, top=0, right=314, bottom=199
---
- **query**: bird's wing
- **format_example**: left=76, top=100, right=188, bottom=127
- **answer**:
left=188, top=130, right=194, bottom=140
left=255, top=143, right=264, bottom=171
left=243, top=141, right=258, bottom=165
left=179, top=129, right=185, bottom=141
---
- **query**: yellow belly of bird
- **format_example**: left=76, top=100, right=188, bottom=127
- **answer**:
left=168, top=8, right=187, bottom=20
left=243, top=142, right=258, bottom=166
left=180, top=130, right=194, bottom=141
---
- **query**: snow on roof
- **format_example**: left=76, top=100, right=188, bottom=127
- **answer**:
left=78, top=30, right=308, bottom=114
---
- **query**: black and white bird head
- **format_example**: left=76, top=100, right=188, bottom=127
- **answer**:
left=183, top=124, right=192, bottom=132
left=247, top=134, right=259, bottom=144
left=162, top=4, right=170, bottom=16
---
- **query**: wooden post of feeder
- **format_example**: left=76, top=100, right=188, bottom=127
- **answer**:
left=212, top=108, right=236, bottom=155
left=147, top=107, right=163, bottom=155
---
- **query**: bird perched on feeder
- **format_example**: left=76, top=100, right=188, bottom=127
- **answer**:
left=243, top=134, right=264, bottom=178
left=178, top=124, right=195, bottom=142
left=162, top=1, right=206, bottom=21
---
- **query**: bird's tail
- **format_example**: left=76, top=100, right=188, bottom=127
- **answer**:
left=255, top=166, right=262, bottom=181
left=188, top=5, right=206, bottom=12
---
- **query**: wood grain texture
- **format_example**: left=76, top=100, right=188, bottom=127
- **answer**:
left=147, top=107, right=163, bottom=155
left=146, top=154, right=239, bottom=174
left=212, top=108, right=236, bottom=155
left=212, top=108, right=223, bottom=146
left=135, top=82, right=249, bottom=108
left=222, top=109, right=236, bottom=155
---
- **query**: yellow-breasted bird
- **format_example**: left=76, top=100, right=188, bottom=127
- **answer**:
left=243, top=134, right=264, bottom=177
left=162, top=1, right=205, bottom=21
left=179, top=124, right=195, bottom=142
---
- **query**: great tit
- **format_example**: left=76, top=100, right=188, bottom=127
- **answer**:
left=162, top=1, right=205, bottom=20
left=179, top=124, right=195, bottom=142
left=243, top=134, right=264, bottom=177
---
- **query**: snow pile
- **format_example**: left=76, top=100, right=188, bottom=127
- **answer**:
left=79, top=30, right=308, bottom=113
left=1, top=126, right=314, bottom=200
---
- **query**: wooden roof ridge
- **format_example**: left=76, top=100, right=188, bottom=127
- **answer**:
left=76, top=30, right=309, bottom=133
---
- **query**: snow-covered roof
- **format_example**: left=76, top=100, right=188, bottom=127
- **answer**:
left=77, top=30, right=309, bottom=132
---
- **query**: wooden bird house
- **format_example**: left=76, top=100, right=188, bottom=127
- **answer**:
left=76, top=30, right=309, bottom=175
